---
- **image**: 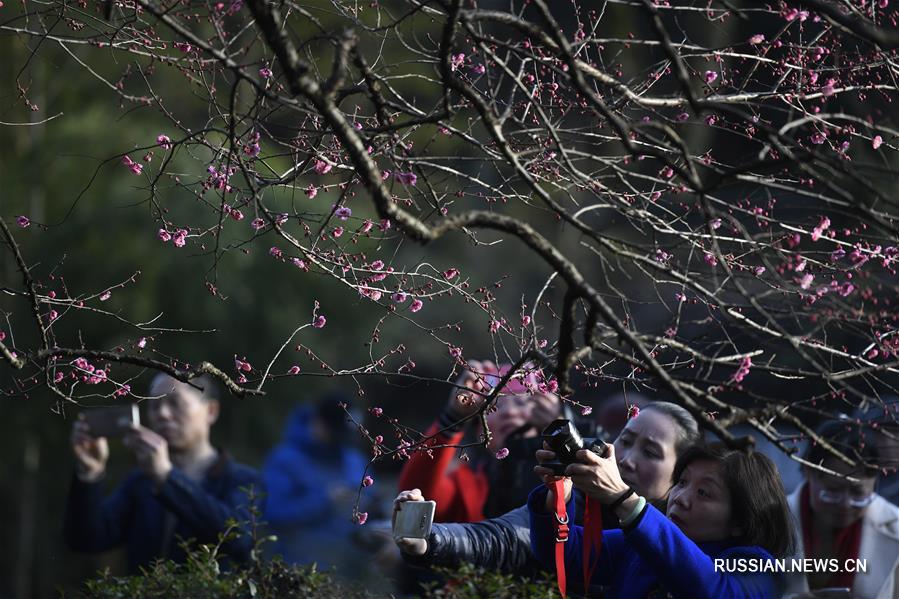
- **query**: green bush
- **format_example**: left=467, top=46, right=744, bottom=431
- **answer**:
left=70, top=522, right=557, bottom=598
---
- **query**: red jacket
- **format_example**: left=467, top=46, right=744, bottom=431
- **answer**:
left=397, top=422, right=489, bottom=522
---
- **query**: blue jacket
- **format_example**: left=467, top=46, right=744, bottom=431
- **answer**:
left=528, top=486, right=779, bottom=599
left=262, top=405, right=366, bottom=536
left=65, top=455, right=262, bottom=573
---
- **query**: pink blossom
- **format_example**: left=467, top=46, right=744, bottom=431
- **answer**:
left=396, top=171, right=417, bottom=186
left=305, top=184, right=318, bottom=199
left=627, top=405, right=640, bottom=420
left=660, top=166, right=674, bottom=179
left=831, top=248, right=846, bottom=261
left=811, top=216, right=831, bottom=241
left=754, top=266, right=766, bottom=276
left=331, top=226, right=344, bottom=238
left=362, top=475, right=374, bottom=487
left=156, top=134, right=172, bottom=150
left=710, top=218, right=722, bottom=230
left=409, top=298, right=423, bottom=312
left=703, top=253, right=718, bottom=267
left=115, top=384, right=131, bottom=397
left=334, top=206, right=352, bottom=220
left=839, top=282, right=855, bottom=297
left=749, top=34, right=765, bottom=44
left=450, top=53, right=465, bottom=71
left=489, top=320, right=502, bottom=333
left=821, top=78, right=836, bottom=97
left=731, top=356, right=752, bottom=383
left=251, top=218, right=265, bottom=230
left=704, top=71, right=718, bottom=84
left=443, top=268, right=459, bottom=280
left=495, top=447, right=510, bottom=460
left=121, top=155, right=143, bottom=175
left=873, top=135, right=884, bottom=150
left=313, top=315, right=327, bottom=328
left=99, top=291, right=111, bottom=301
left=259, top=67, right=273, bottom=79
left=287, top=365, right=301, bottom=375
left=378, top=218, right=392, bottom=232
left=472, top=64, right=486, bottom=75
left=230, top=209, right=244, bottom=221
left=370, top=407, right=383, bottom=417
left=359, top=220, right=374, bottom=233
left=799, top=273, right=814, bottom=289
left=354, top=511, right=368, bottom=525
left=48, top=310, right=59, bottom=321
left=157, top=228, right=172, bottom=242
left=581, top=406, right=593, bottom=416
left=54, top=371, right=64, bottom=384
left=137, top=337, right=147, bottom=349
left=292, top=258, right=307, bottom=269
left=0, top=331, right=7, bottom=342
left=391, top=292, right=408, bottom=303
left=16, top=216, right=30, bottom=228
left=174, top=42, right=192, bottom=52
left=235, top=356, right=252, bottom=372
left=313, top=159, right=333, bottom=175
left=521, top=315, right=532, bottom=327
left=172, top=229, right=187, bottom=248
left=269, top=246, right=282, bottom=258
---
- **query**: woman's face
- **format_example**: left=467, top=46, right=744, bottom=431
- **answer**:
left=666, top=459, right=738, bottom=544
left=613, top=409, right=680, bottom=501
left=805, top=459, right=876, bottom=528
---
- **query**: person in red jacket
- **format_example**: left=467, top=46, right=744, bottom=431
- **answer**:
left=397, top=360, right=560, bottom=523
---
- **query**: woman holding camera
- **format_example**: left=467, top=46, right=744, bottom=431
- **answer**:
left=394, top=402, right=702, bottom=585
left=529, top=442, right=795, bottom=598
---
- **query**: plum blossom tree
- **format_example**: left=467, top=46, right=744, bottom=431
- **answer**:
left=3, top=0, right=899, bottom=498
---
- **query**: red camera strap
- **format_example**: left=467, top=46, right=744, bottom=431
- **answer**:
left=582, top=496, right=603, bottom=594
left=550, top=479, right=569, bottom=598
left=549, top=480, right=603, bottom=598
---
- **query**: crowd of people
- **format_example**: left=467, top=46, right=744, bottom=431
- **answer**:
left=63, top=366, right=899, bottom=598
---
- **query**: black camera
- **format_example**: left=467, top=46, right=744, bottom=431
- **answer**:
left=540, top=419, right=607, bottom=475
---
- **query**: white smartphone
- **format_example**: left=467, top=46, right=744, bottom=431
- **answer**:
left=393, top=500, right=436, bottom=539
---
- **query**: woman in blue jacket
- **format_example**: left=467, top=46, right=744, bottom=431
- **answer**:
left=530, top=443, right=795, bottom=598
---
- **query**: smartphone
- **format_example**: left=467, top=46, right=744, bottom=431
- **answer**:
left=82, top=404, right=140, bottom=438
left=392, top=500, right=436, bottom=539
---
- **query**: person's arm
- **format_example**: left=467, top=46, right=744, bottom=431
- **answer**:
left=405, top=505, right=534, bottom=573
left=527, top=484, right=623, bottom=587
left=154, top=466, right=262, bottom=561
left=625, top=505, right=777, bottom=599
left=64, top=473, right=136, bottom=553
left=397, top=421, right=467, bottom=521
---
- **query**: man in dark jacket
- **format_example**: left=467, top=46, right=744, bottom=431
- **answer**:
left=65, top=373, right=262, bottom=572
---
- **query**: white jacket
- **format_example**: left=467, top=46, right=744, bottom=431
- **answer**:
left=783, top=485, right=899, bottom=599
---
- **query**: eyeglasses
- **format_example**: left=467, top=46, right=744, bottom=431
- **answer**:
left=817, top=488, right=875, bottom=508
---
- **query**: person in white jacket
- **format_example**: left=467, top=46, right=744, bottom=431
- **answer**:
left=783, top=420, right=899, bottom=599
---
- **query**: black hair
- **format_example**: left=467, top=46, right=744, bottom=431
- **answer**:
left=803, top=419, right=879, bottom=475
left=672, top=443, right=796, bottom=558
left=639, top=401, right=702, bottom=456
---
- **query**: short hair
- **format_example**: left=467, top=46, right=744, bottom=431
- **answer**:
left=640, top=401, right=701, bottom=457
left=150, top=372, right=220, bottom=402
left=672, top=444, right=796, bottom=558
left=803, top=419, right=879, bottom=474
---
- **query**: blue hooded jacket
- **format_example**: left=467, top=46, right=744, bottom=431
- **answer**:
left=528, top=485, right=780, bottom=599
left=262, top=404, right=367, bottom=562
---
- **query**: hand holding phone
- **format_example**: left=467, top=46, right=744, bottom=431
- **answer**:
left=392, top=489, right=435, bottom=556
